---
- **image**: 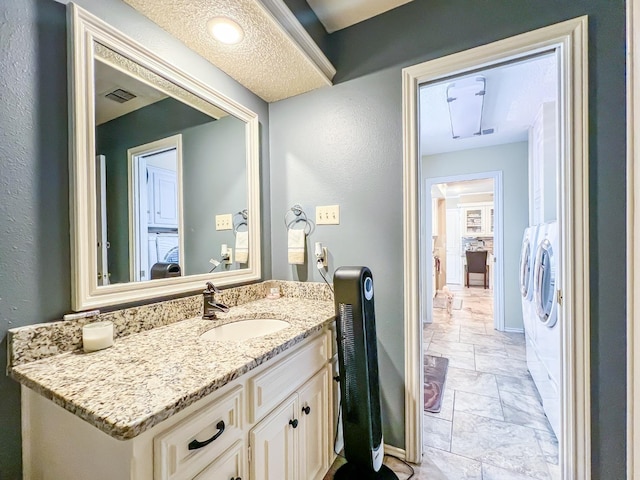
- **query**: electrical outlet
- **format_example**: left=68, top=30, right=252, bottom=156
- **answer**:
left=215, top=213, right=233, bottom=230
left=224, top=248, right=233, bottom=265
left=316, top=205, right=340, bottom=225
left=319, top=247, right=328, bottom=267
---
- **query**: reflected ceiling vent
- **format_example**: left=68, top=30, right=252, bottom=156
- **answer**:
left=105, top=88, right=137, bottom=103
left=447, top=76, right=486, bottom=139
left=482, top=127, right=495, bottom=135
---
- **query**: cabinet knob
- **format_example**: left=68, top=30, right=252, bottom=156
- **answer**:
left=289, top=418, right=298, bottom=429
left=302, top=405, right=311, bottom=415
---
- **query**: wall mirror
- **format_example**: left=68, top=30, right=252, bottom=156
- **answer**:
left=69, top=4, right=261, bottom=310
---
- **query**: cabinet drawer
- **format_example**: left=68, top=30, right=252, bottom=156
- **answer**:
left=193, top=440, right=245, bottom=480
left=249, top=332, right=329, bottom=422
left=154, top=386, right=243, bottom=480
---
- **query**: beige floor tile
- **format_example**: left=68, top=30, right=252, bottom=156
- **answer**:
left=451, top=412, right=550, bottom=480
left=446, top=366, right=499, bottom=398
left=423, top=416, right=452, bottom=451
left=455, top=390, right=504, bottom=421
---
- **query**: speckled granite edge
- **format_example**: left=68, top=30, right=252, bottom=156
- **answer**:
left=7, top=281, right=333, bottom=369
left=10, top=297, right=336, bottom=440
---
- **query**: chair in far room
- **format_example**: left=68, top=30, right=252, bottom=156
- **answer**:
left=465, top=250, right=488, bottom=288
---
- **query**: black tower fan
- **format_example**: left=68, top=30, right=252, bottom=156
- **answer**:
left=333, top=266, right=399, bottom=479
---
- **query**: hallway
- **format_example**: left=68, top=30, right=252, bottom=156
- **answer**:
left=418, top=286, right=559, bottom=479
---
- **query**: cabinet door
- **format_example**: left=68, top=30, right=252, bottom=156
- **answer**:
left=298, top=367, right=330, bottom=480
left=250, top=395, right=298, bottom=480
left=193, top=440, right=245, bottom=480
left=148, top=166, right=178, bottom=227
left=485, top=206, right=494, bottom=235
left=463, top=207, right=484, bottom=235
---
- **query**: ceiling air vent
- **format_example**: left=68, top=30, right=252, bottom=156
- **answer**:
left=105, top=88, right=136, bottom=103
left=481, top=127, right=495, bottom=135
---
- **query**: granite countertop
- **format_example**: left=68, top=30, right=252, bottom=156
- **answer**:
left=10, top=296, right=335, bottom=440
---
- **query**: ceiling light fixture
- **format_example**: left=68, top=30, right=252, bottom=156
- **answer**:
left=207, top=17, right=244, bottom=45
left=446, top=76, right=486, bottom=139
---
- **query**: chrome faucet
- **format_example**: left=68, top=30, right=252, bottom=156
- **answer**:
left=202, top=282, right=230, bottom=319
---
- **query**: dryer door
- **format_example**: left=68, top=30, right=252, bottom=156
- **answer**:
left=519, top=237, right=533, bottom=299
left=533, top=239, right=557, bottom=327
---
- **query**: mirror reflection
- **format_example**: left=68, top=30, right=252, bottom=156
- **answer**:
left=93, top=44, right=248, bottom=286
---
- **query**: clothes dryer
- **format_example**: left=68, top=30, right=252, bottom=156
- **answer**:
left=519, top=226, right=540, bottom=379
left=532, top=220, right=561, bottom=439
left=519, top=226, right=539, bottom=338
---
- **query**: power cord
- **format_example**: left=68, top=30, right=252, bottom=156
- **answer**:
left=318, top=267, right=334, bottom=293
left=384, top=454, right=415, bottom=479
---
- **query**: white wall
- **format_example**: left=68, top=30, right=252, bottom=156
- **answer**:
left=423, top=141, right=529, bottom=330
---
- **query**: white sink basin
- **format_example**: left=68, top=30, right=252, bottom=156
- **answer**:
left=200, top=319, right=290, bottom=342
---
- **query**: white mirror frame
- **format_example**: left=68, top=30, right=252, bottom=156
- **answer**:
left=68, top=3, right=261, bottom=311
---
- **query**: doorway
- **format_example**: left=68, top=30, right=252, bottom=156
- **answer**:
left=401, top=17, right=590, bottom=479
left=128, top=134, right=183, bottom=282
left=424, top=172, right=503, bottom=332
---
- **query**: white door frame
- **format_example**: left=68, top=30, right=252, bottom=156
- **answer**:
left=423, top=172, right=504, bottom=331
left=96, top=154, right=110, bottom=286
left=627, top=1, right=640, bottom=477
left=128, top=134, right=183, bottom=282
left=402, top=17, right=590, bottom=478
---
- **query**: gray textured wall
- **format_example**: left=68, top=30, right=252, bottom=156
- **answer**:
left=97, top=103, right=247, bottom=281
left=281, top=0, right=627, bottom=477
left=182, top=115, right=247, bottom=275
left=97, top=97, right=215, bottom=282
left=423, top=142, right=530, bottom=332
left=0, top=0, right=270, bottom=477
left=270, top=67, right=406, bottom=445
left=0, top=2, right=68, bottom=477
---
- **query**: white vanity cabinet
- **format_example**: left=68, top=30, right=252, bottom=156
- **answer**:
left=250, top=367, right=330, bottom=480
left=20, top=331, right=333, bottom=480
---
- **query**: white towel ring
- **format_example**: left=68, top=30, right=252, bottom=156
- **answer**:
left=233, top=209, right=248, bottom=235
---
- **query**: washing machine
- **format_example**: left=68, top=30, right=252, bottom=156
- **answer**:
left=531, top=220, right=561, bottom=439
left=519, top=225, right=538, bottom=339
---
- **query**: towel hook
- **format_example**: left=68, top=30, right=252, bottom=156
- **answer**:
left=284, top=204, right=312, bottom=234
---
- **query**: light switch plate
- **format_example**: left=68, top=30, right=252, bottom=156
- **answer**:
left=316, top=205, right=340, bottom=225
left=215, top=214, right=233, bottom=230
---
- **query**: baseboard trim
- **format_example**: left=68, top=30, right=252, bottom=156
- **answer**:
left=504, top=326, right=524, bottom=334
left=384, top=444, right=407, bottom=460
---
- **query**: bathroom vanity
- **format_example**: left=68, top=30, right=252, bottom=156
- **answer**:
left=9, top=284, right=337, bottom=480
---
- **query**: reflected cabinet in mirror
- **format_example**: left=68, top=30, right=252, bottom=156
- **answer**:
left=69, top=4, right=261, bottom=310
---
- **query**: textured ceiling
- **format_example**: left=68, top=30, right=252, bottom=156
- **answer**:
left=122, top=0, right=334, bottom=102
left=306, top=0, right=414, bottom=33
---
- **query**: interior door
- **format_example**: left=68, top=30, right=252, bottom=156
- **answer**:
left=445, top=209, right=461, bottom=284
left=133, top=156, right=149, bottom=281
left=95, top=155, right=110, bottom=286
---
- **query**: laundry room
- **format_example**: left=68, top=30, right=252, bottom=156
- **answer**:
left=421, top=50, right=564, bottom=477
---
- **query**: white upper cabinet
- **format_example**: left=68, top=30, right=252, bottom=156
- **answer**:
left=461, top=203, right=493, bottom=236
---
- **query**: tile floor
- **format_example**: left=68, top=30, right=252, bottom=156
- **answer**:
left=325, top=285, right=559, bottom=480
